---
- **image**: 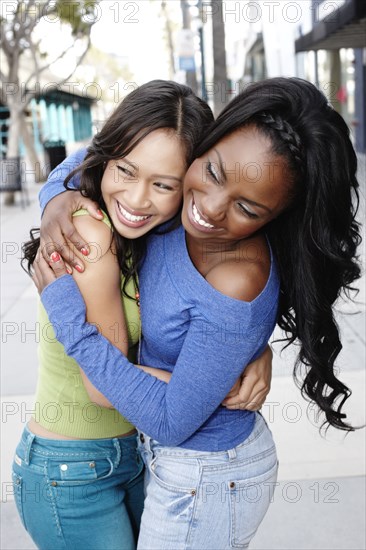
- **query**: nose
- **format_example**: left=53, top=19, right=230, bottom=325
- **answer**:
left=200, top=192, right=227, bottom=222
left=125, top=180, right=152, bottom=210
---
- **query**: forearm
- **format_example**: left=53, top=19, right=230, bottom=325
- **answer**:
left=82, top=363, right=171, bottom=404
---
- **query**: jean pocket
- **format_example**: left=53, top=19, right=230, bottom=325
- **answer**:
left=148, top=454, right=198, bottom=495
left=229, top=460, right=278, bottom=548
left=12, top=471, right=27, bottom=531
left=47, top=457, right=113, bottom=486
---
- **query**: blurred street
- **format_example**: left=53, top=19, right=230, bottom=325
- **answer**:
left=0, top=155, right=365, bottom=549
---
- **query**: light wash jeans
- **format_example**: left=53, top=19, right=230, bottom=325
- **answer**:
left=137, top=412, right=278, bottom=550
left=12, top=425, right=144, bottom=550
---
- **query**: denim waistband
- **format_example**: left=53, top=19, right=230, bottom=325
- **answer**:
left=138, top=412, right=271, bottom=461
left=18, top=424, right=139, bottom=468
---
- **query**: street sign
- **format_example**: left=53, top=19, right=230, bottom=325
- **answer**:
left=179, top=56, right=196, bottom=72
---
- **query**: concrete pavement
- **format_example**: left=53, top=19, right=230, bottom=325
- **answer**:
left=1, top=158, right=365, bottom=549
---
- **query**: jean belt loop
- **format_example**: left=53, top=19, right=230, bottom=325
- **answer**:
left=23, top=432, right=36, bottom=465
left=228, top=448, right=237, bottom=461
left=145, top=434, right=153, bottom=453
left=112, top=438, right=122, bottom=468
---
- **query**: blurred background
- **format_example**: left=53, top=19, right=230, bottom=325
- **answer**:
left=1, top=0, right=365, bottom=189
left=1, top=1, right=365, bottom=549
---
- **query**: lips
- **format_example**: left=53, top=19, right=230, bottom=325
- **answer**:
left=115, top=200, right=152, bottom=228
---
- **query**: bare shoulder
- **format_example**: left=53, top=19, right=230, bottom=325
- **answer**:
left=72, top=213, right=114, bottom=259
left=205, top=234, right=271, bottom=302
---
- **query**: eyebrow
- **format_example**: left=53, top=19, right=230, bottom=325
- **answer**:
left=213, top=148, right=273, bottom=214
left=151, top=174, right=182, bottom=183
left=121, top=158, right=182, bottom=184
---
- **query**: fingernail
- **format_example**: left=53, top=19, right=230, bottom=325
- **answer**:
left=97, top=209, right=103, bottom=218
left=50, top=252, right=61, bottom=262
left=81, top=247, right=89, bottom=256
left=75, top=264, right=83, bottom=273
left=66, top=266, right=72, bottom=274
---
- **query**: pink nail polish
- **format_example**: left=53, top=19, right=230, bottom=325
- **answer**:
left=75, top=264, right=83, bottom=273
left=81, top=247, right=89, bottom=256
left=50, top=252, right=60, bottom=262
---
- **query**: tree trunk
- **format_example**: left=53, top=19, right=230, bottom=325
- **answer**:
left=3, top=106, right=22, bottom=205
left=20, top=114, right=42, bottom=182
left=3, top=103, right=41, bottom=205
left=161, top=1, right=176, bottom=80
left=180, top=0, right=198, bottom=95
left=212, top=0, right=228, bottom=117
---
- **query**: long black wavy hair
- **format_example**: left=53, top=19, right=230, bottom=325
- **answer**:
left=194, top=77, right=362, bottom=432
left=23, top=80, right=214, bottom=294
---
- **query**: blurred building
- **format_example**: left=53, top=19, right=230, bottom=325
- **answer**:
left=0, top=87, right=94, bottom=160
left=295, top=0, right=366, bottom=153
left=215, top=0, right=365, bottom=153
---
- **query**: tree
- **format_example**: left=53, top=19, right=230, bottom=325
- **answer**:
left=161, top=1, right=176, bottom=80
left=180, top=0, right=198, bottom=94
left=0, top=0, right=98, bottom=203
left=211, top=0, right=228, bottom=116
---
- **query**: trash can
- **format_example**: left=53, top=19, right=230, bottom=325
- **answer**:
left=44, top=140, right=67, bottom=172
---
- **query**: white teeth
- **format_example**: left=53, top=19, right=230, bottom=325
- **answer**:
left=192, top=202, right=214, bottom=228
left=117, top=202, right=150, bottom=222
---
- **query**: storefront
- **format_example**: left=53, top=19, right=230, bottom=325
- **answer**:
left=0, top=88, right=94, bottom=158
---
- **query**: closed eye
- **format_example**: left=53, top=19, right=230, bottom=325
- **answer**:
left=153, top=182, right=175, bottom=191
left=206, top=161, right=221, bottom=184
left=237, top=203, right=259, bottom=219
left=117, top=165, right=135, bottom=178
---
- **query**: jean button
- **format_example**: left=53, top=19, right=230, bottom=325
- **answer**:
left=139, top=433, right=145, bottom=443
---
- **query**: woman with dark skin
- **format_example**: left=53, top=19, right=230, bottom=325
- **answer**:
left=14, top=81, right=272, bottom=550
left=34, top=77, right=361, bottom=549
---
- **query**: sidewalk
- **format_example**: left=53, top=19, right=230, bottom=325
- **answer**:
left=1, top=164, right=365, bottom=549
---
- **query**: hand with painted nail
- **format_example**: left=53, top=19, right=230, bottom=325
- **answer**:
left=32, top=249, right=68, bottom=294
left=40, top=190, right=103, bottom=272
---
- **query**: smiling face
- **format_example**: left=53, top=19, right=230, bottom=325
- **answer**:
left=182, top=125, right=295, bottom=245
left=101, top=129, right=186, bottom=239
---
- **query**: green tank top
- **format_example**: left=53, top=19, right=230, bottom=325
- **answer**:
left=33, top=210, right=139, bottom=438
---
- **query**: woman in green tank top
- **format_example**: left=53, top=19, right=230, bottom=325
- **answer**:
left=13, top=81, right=273, bottom=550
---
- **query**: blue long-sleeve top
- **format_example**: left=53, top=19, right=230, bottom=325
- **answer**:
left=39, top=149, right=86, bottom=211
left=39, top=150, right=280, bottom=450
left=41, top=223, right=280, bottom=450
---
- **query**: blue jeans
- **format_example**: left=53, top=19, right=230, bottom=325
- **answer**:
left=12, top=426, right=144, bottom=550
left=137, top=413, right=278, bottom=550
